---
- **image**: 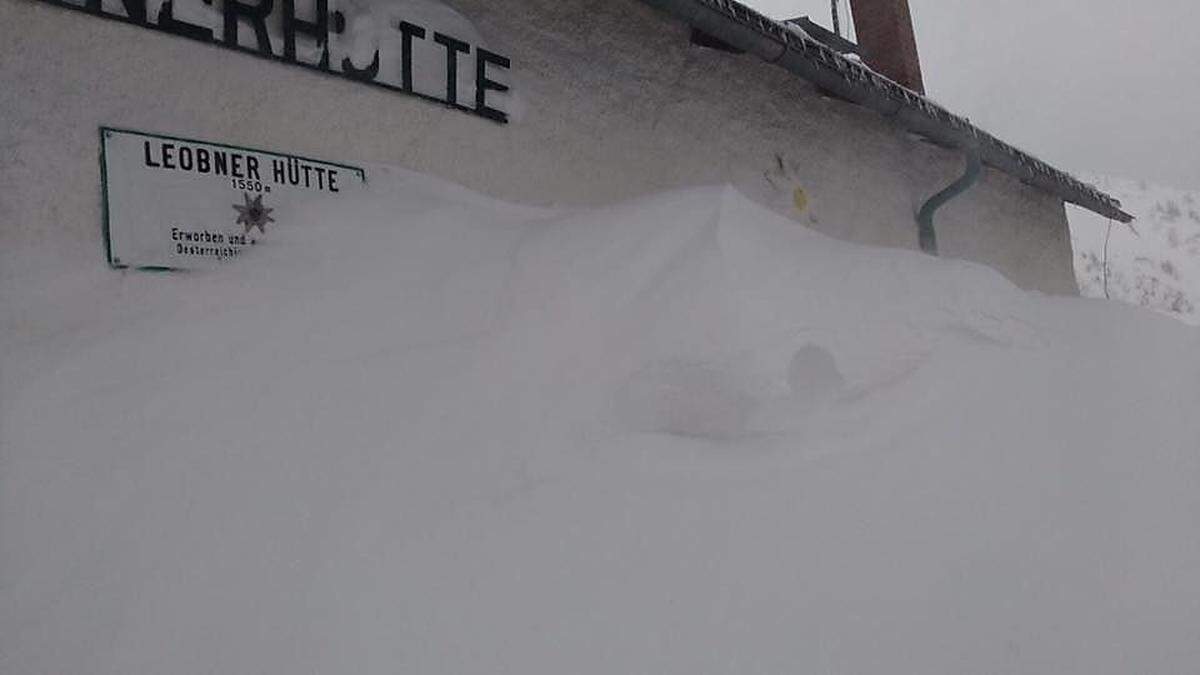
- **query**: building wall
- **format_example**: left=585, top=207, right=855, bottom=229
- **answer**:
left=0, top=0, right=1079, bottom=295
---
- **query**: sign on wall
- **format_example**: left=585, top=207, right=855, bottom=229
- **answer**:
left=101, top=127, right=366, bottom=270
left=38, top=0, right=513, bottom=122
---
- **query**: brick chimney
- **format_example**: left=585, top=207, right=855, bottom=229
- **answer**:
left=847, top=0, right=925, bottom=94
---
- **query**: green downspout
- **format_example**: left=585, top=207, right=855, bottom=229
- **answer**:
left=917, top=150, right=983, bottom=255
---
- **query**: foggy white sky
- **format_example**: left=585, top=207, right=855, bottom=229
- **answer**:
left=745, top=0, right=1200, bottom=189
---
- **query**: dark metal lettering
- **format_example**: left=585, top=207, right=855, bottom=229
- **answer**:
left=475, top=48, right=511, bottom=123
left=282, top=0, right=328, bottom=68
left=86, top=0, right=145, bottom=24
left=156, top=0, right=213, bottom=41
left=37, top=0, right=512, bottom=123
left=224, top=0, right=274, bottom=54
left=433, top=31, right=470, bottom=105
left=341, top=49, right=380, bottom=82
left=397, top=20, right=426, bottom=92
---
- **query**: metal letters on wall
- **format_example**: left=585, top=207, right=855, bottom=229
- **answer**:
left=37, top=0, right=513, bottom=123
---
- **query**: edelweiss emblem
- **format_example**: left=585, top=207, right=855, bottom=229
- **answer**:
left=232, top=192, right=275, bottom=234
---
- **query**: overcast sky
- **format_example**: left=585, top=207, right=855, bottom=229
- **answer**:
left=745, top=0, right=1200, bottom=189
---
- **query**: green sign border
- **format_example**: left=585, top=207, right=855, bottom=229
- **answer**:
left=99, top=126, right=368, bottom=271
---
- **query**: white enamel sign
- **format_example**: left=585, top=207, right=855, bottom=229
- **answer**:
left=101, top=127, right=366, bottom=270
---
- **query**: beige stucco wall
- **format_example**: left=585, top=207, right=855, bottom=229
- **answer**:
left=0, top=0, right=1079, bottom=294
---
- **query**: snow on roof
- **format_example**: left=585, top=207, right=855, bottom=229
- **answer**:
left=643, top=0, right=1133, bottom=222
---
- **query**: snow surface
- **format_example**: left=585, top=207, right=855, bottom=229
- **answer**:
left=3, top=167, right=1200, bottom=674
left=1069, top=177, right=1200, bottom=325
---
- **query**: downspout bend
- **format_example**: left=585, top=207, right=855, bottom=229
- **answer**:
left=916, top=148, right=982, bottom=255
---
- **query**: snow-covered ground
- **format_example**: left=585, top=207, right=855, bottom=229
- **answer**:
left=3, top=168, right=1200, bottom=674
left=1069, top=177, right=1200, bottom=325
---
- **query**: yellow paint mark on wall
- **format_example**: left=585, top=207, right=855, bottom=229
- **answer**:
left=792, top=187, right=808, bottom=212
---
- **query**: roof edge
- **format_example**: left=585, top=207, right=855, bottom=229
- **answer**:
left=639, top=0, right=1133, bottom=222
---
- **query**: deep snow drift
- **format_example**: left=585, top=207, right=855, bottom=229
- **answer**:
left=3, top=167, right=1200, bottom=674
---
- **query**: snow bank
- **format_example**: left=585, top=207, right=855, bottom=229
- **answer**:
left=3, top=167, right=1200, bottom=674
left=1069, top=176, right=1200, bottom=325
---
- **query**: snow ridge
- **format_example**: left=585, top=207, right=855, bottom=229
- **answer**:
left=3, top=167, right=1199, bottom=675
